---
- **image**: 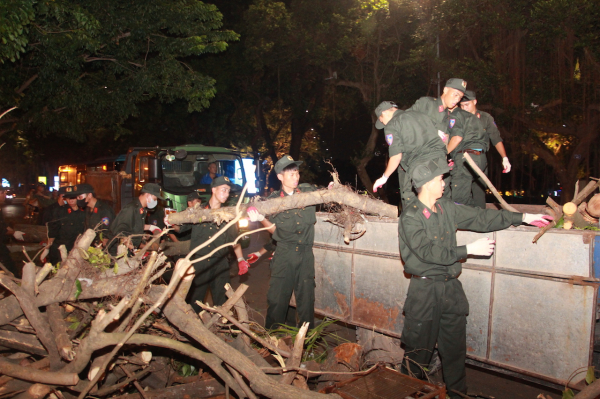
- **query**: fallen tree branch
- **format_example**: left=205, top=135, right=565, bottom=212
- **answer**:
left=167, top=184, right=397, bottom=226
left=281, top=322, right=309, bottom=385
left=462, top=153, right=518, bottom=212
left=0, top=358, right=78, bottom=386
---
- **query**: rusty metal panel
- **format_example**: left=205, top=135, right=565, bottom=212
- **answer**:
left=495, top=228, right=591, bottom=277
left=352, top=254, right=408, bottom=333
left=489, top=273, right=595, bottom=383
left=459, top=269, right=492, bottom=359
left=314, top=248, right=352, bottom=319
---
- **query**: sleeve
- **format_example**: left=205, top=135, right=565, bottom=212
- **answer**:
left=47, top=209, right=62, bottom=239
left=405, top=97, right=427, bottom=113
left=454, top=202, right=523, bottom=232
left=449, top=112, right=467, bottom=139
left=387, top=119, right=406, bottom=157
left=486, top=115, right=503, bottom=146
left=110, top=206, right=135, bottom=239
left=399, top=215, right=467, bottom=265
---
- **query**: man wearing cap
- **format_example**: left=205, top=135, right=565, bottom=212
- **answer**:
left=372, top=102, right=448, bottom=208
left=42, top=186, right=66, bottom=227
left=0, top=188, right=24, bottom=275
left=71, top=183, right=116, bottom=247
left=107, top=183, right=163, bottom=256
left=249, top=155, right=318, bottom=330
left=448, top=90, right=510, bottom=208
left=398, top=161, right=551, bottom=398
left=46, top=186, right=86, bottom=264
left=169, top=176, right=248, bottom=312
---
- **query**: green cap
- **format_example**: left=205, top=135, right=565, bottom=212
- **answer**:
left=66, top=183, right=94, bottom=198
left=461, top=90, right=476, bottom=102
left=141, top=183, right=165, bottom=200
left=374, top=101, right=399, bottom=129
left=187, top=191, right=202, bottom=201
left=274, top=155, right=303, bottom=174
left=411, top=157, right=451, bottom=188
left=211, top=176, right=235, bottom=189
left=445, top=78, right=467, bottom=93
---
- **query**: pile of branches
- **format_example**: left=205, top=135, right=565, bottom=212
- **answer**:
left=0, top=181, right=396, bottom=398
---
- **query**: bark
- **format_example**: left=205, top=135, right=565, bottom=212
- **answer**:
left=110, top=378, right=226, bottom=399
left=0, top=330, right=47, bottom=356
left=47, top=303, right=75, bottom=361
left=148, top=286, right=340, bottom=399
left=574, top=377, right=600, bottom=399
left=0, top=358, right=78, bottom=386
left=280, top=322, right=309, bottom=385
left=225, top=284, right=251, bottom=346
left=168, top=184, right=397, bottom=226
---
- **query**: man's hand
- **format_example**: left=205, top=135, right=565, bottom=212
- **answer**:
left=466, top=237, right=496, bottom=257
left=237, top=258, right=250, bottom=275
left=163, top=215, right=172, bottom=228
left=247, top=207, right=264, bottom=222
left=145, top=225, right=161, bottom=234
left=502, top=157, right=511, bottom=173
left=373, top=175, right=388, bottom=193
left=247, top=251, right=261, bottom=265
left=523, top=214, right=553, bottom=227
left=12, top=231, right=25, bottom=241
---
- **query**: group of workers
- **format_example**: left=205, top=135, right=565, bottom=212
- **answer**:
left=0, top=80, right=556, bottom=397
left=371, top=79, right=552, bottom=397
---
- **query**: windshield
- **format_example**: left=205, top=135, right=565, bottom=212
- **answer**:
left=161, top=153, right=246, bottom=194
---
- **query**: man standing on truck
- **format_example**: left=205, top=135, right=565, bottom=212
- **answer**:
left=398, top=159, right=551, bottom=398
left=248, top=155, right=318, bottom=330
left=107, top=183, right=163, bottom=256
left=169, top=177, right=250, bottom=312
left=371, top=102, right=448, bottom=208
left=199, top=162, right=221, bottom=184
left=70, top=184, right=115, bottom=247
left=45, top=187, right=86, bottom=265
left=446, top=90, right=510, bottom=208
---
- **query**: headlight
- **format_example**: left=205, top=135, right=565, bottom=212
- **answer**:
left=238, top=219, right=249, bottom=228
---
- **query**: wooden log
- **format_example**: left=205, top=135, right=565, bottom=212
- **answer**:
left=21, top=263, right=36, bottom=297
left=0, top=330, right=47, bottom=356
left=167, top=184, right=397, bottom=226
left=587, top=193, right=600, bottom=217
left=47, top=303, right=74, bottom=361
left=109, top=377, right=226, bottom=399
left=0, top=358, right=78, bottom=386
left=563, top=202, right=577, bottom=229
left=281, top=322, right=309, bottom=385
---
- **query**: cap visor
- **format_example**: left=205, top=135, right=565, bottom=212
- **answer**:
left=375, top=120, right=384, bottom=129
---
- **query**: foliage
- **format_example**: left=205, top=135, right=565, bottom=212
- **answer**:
left=0, top=0, right=35, bottom=63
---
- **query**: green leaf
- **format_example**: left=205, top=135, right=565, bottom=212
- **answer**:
left=586, top=366, right=596, bottom=384
left=68, top=321, right=80, bottom=330
left=74, top=279, right=82, bottom=300
left=563, top=388, right=575, bottom=399
left=113, top=262, right=118, bottom=274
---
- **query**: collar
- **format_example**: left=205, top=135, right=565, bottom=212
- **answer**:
left=436, top=97, right=446, bottom=113
left=413, top=198, right=443, bottom=220
left=280, top=188, right=301, bottom=197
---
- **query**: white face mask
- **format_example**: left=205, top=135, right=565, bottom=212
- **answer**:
left=147, top=195, right=158, bottom=209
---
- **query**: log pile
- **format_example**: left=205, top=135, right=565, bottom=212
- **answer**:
left=0, top=182, right=396, bottom=398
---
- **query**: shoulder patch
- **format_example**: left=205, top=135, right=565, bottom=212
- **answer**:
left=404, top=204, right=419, bottom=218
left=449, top=119, right=456, bottom=128
left=101, top=217, right=110, bottom=226
left=385, top=134, right=393, bottom=145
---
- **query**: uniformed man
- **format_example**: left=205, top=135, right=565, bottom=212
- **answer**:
left=70, top=184, right=115, bottom=247
left=107, top=183, right=163, bottom=256
left=398, top=159, right=551, bottom=398
left=42, top=186, right=66, bottom=226
left=249, top=155, right=318, bottom=330
left=46, top=187, right=86, bottom=265
left=0, top=188, right=24, bottom=275
left=447, top=90, right=511, bottom=208
left=170, top=176, right=249, bottom=312
left=371, top=102, right=448, bottom=208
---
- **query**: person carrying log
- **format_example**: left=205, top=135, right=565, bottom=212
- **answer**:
left=397, top=159, right=551, bottom=398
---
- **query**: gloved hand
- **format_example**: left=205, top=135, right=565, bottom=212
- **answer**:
left=502, top=157, right=511, bottom=173
left=448, top=159, right=455, bottom=170
left=238, top=258, right=250, bottom=275
left=327, top=181, right=334, bottom=190
left=145, top=224, right=161, bottom=234
left=163, top=215, right=172, bottom=228
left=466, top=237, right=496, bottom=257
left=12, top=231, right=25, bottom=241
left=247, top=251, right=261, bottom=265
left=523, top=214, right=553, bottom=227
left=437, top=130, right=449, bottom=143
left=373, top=175, right=388, bottom=193
left=41, top=247, right=50, bottom=263
left=247, top=207, right=264, bottom=222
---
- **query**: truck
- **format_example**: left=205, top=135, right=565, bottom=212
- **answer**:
left=310, top=206, right=600, bottom=390
left=60, top=144, right=262, bottom=214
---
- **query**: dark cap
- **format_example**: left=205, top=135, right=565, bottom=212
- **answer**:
left=445, top=78, right=467, bottom=93
left=62, top=186, right=78, bottom=198
left=211, top=176, right=235, bottom=189
left=141, top=183, right=165, bottom=200
left=67, top=183, right=94, bottom=197
left=187, top=191, right=202, bottom=201
left=274, top=155, right=303, bottom=174
left=58, top=186, right=68, bottom=196
left=374, top=101, right=399, bottom=129
left=411, top=157, right=451, bottom=188
left=461, top=90, right=476, bottom=102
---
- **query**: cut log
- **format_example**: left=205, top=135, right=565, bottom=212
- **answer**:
left=0, top=330, right=47, bottom=356
left=0, top=358, right=78, bottom=386
left=110, top=377, right=226, bottom=399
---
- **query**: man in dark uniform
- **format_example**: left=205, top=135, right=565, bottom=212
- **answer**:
left=398, top=159, right=551, bottom=398
left=170, top=177, right=249, bottom=312
left=46, top=187, right=86, bottom=265
left=71, top=184, right=115, bottom=247
left=0, top=188, right=23, bottom=275
left=42, top=186, right=66, bottom=226
left=250, top=155, right=318, bottom=330
left=107, top=183, right=163, bottom=256
left=371, top=102, right=448, bottom=208
left=448, top=90, right=511, bottom=208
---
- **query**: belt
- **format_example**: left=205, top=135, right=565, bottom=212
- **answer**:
left=411, top=275, right=455, bottom=282
left=458, top=149, right=483, bottom=155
